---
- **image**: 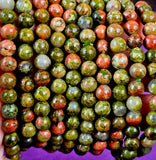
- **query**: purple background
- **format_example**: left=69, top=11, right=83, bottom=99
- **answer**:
left=21, top=144, right=156, bottom=160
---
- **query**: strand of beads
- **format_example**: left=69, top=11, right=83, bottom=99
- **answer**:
left=0, top=7, right=21, bottom=158
left=14, top=0, right=36, bottom=152
left=62, top=5, right=82, bottom=153
left=90, top=2, right=112, bottom=155
left=17, top=10, right=36, bottom=152
left=32, top=0, right=52, bottom=149
left=136, top=0, right=156, bottom=157
left=47, top=1, right=67, bottom=152
left=104, top=1, right=127, bottom=155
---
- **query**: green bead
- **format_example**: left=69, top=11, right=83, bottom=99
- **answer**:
left=18, top=13, right=35, bottom=28
left=1, top=89, right=17, bottom=103
left=16, top=0, right=32, bottom=13
left=4, top=132, right=20, bottom=147
left=18, top=44, right=33, bottom=60
left=19, top=28, right=34, bottom=43
left=21, top=93, right=34, bottom=107
left=2, top=104, right=18, bottom=119
left=146, top=111, right=156, bottom=126
left=126, top=96, right=142, bottom=111
left=130, top=47, right=145, bottom=63
left=33, top=39, right=49, bottom=54
left=0, top=9, right=16, bottom=24
left=22, top=122, right=36, bottom=138
left=94, top=101, right=111, bottom=116
left=64, top=129, right=79, bottom=141
left=51, top=79, right=67, bottom=94
left=148, top=79, right=156, bottom=95
left=34, top=86, right=50, bottom=101
left=50, top=32, right=66, bottom=48
left=113, top=85, right=127, bottom=101
left=50, top=48, right=64, bottom=63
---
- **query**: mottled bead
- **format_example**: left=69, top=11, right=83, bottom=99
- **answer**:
left=20, top=77, right=34, bottom=92
left=35, top=116, right=51, bottom=130
left=34, top=101, right=50, bottom=116
left=148, top=63, right=156, bottom=78
left=50, top=32, right=66, bottom=48
left=0, top=73, right=16, bottom=89
left=5, top=145, right=20, bottom=156
left=146, top=111, right=156, bottom=126
left=110, top=37, right=127, bottom=53
left=34, top=86, right=50, bottom=101
left=15, top=0, right=32, bottom=13
left=65, top=70, right=81, bottom=85
left=64, top=38, right=80, bottom=54
left=0, top=56, right=17, bottom=72
left=2, top=104, right=18, bottom=119
left=21, top=93, right=34, bottom=108
left=77, top=15, right=93, bottom=29
left=19, top=28, right=34, bottom=43
left=18, top=61, right=32, bottom=75
left=129, top=47, right=145, bottom=63
left=51, top=63, right=66, bottom=78
left=4, top=132, right=19, bottom=147
left=0, top=9, right=16, bottom=24
left=106, top=10, right=123, bottom=24
left=81, top=61, right=97, bottom=76
left=129, top=63, right=146, bottom=79
left=0, top=24, right=18, bottom=40
left=79, top=29, right=96, bottom=44
left=22, top=122, right=36, bottom=138
left=50, top=48, right=64, bottom=63
left=1, top=89, right=17, bottom=103
left=18, top=44, right=33, bottom=60
left=18, top=13, right=35, bottom=28
left=128, top=80, right=144, bottom=96
left=64, top=24, right=80, bottom=38
left=149, top=96, right=156, bottom=111
left=33, top=39, right=49, bottom=54
left=76, top=3, right=92, bottom=16
left=0, top=40, right=16, bottom=56
left=97, top=69, right=112, bottom=85
left=126, top=96, right=142, bottom=111
left=51, top=79, right=67, bottom=94
left=35, top=24, right=51, bottom=40
left=61, top=0, right=77, bottom=10
left=112, top=53, right=128, bottom=69
left=113, top=69, right=129, bottom=85
left=48, top=4, right=63, bottom=17
left=81, top=77, right=97, bottom=92
left=0, top=0, right=15, bottom=10
left=34, top=70, right=50, bottom=86
left=33, top=0, right=49, bottom=9
left=106, top=0, right=121, bottom=12
left=35, top=9, right=50, bottom=23
left=113, top=85, right=127, bottom=101
left=50, top=17, right=66, bottom=32
left=127, top=33, right=143, bottom=48
left=148, top=79, right=156, bottom=95
left=34, top=54, right=51, bottom=70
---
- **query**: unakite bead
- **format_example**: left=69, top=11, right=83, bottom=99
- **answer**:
left=34, top=86, right=50, bottom=101
left=126, top=96, right=142, bottom=111
left=34, top=54, right=51, bottom=70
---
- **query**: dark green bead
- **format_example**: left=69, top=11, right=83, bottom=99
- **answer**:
left=0, top=9, right=16, bottom=24
left=18, top=13, right=34, bottom=28
left=2, top=104, right=18, bottom=119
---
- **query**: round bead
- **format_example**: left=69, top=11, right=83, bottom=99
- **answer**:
left=34, top=54, right=51, bottom=70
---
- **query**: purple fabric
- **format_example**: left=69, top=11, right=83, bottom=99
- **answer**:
left=21, top=144, right=156, bottom=160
